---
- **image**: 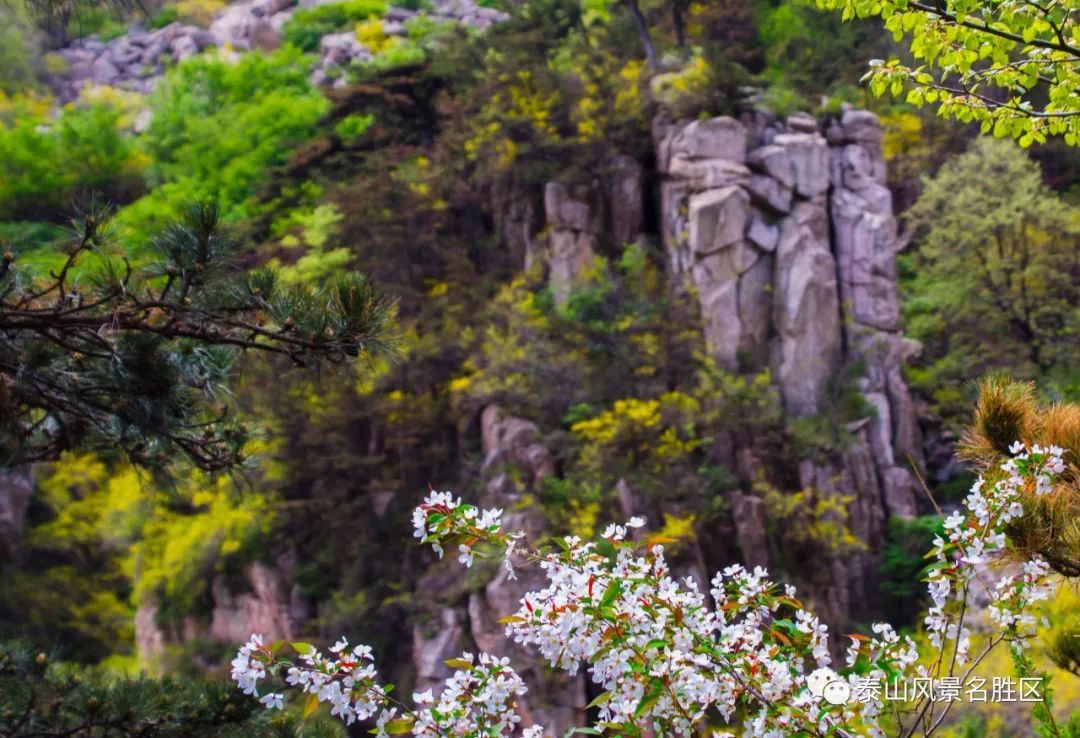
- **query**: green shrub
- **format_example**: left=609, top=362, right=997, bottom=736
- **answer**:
left=0, top=640, right=344, bottom=737
left=64, top=7, right=130, bottom=41
left=149, top=7, right=181, bottom=28
left=281, top=0, right=387, bottom=51
left=880, top=514, right=943, bottom=624
left=0, top=102, right=146, bottom=221
left=334, top=112, right=375, bottom=141
left=391, top=0, right=433, bottom=10
left=0, top=4, right=37, bottom=95
left=119, top=48, right=329, bottom=241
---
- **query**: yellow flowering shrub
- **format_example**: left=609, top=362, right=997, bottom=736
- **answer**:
left=4, top=451, right=275, bottom=661
left=881, top=111, right=922, bottom=162
left=356, top=17, right=399, bottom=55
left=755, top=478, right=864, bottom=556
left=171, top=0, right=227, bottom=26
left=650, top=54, right=712, bottom=114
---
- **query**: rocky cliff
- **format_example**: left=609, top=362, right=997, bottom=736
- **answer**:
left=141, top=108, right=923, bottom=734
left=453, top=109, right=924, bottom=731
left=0, top=102, right=926, bottom=734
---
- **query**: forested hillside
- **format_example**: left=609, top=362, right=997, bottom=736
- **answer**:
left=1, top=0, right=1079, bottom=735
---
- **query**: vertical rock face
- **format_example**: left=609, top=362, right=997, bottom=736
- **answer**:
left=657, top=114, right=844, bottom=414
left=208, top=561, right=297, bottom=645
left=545, top=182, right=600, bottom=305
left=0, top=469, right=31, bottom=556
left=492, top=179, right=542, bottom=272
left=652, top=110, right=925, bottom=625
left=542, top=156, right=645, bottom=305
left=771, top=200, right=842, bottom=416
left=827, top=109, right=923, bottom=520
left=413, top=406, right=585, bottom=735
left=135, top=557, right=304, bottom=666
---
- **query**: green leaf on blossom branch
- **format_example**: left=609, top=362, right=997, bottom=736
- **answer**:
left=814, top=0, right=1080, bottom=145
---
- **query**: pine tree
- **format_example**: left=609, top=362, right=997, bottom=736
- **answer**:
left=0, top=203, right=392, bottom=472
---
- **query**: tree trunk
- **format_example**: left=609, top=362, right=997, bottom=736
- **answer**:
left=672, top=0, right=687, bottom=50
left=622, top=0, right=658, bottom=70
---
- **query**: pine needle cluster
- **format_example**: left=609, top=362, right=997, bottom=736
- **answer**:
left=959, top=374, right=1080, bottom=576
left=0, top=203, right=392, bottom=472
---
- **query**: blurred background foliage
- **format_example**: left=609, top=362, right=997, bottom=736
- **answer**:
left=0, top=0, right=1078, bottom=734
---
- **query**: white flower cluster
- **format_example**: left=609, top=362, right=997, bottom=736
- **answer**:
left=412, top=489, right=506, bottom=570
left=920, top=443, right=1062, bottom=651
left=237, top=442, right=1066, bottom=738
left=278, top=636, right=387, bottom=725
left=837, top=442, right=1065, bottom=736
left=233, top=635, right=543, bottom=736
left=403, top=652, right=541, bottom=737
left=502, top=531, right=843, bottom=735
left=231, top=634, right=278, bottom=708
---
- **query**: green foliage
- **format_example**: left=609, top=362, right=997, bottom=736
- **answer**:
left=0, top=639, right=343, bottom=737
left=901, top=137, right=1080, bottom=427
left=1044, top=586, right=1080, bottom=679
left=1, top=204, right=391, bottom=472
left=0, top=100, right=147, bottom=221
left=122, top=48, right=329, bottom=240
left=754, top=477, right=865, bottom=559
left=0, top=4, right=39, bottom=95
left=788, top=360, right=875, bottom=460
left=756, top=0, right=886, bottom=104
left=280, top=0, right=387, bottom=51
left=814, top=0, right=1080, bottom=146
left=453, top=247, right=702, bottom=429
left=456, top=0, right=654, bottom=185
left=148, top=6, right=181, bottom=27
left=390, top=0, right=432, bottom=11
left=269, top=203, right=354, bottom=285
left=64, top=4, right=129, bottom=40
left=880, top=514, right=942, bottom=625
left=565, top=365, right=782, bottom=508
left=0, top=452, right=272, bottom=658
left=333, top=112, right=375, bottom=141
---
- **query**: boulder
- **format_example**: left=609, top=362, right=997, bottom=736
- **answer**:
left=773, top=132, right=830, bottom=200
left=786, top=111, right=819, bottom=134
left=687, top=186, right=748, bottom=256
left=746, top=172, right=792, bottom=214
left=668, top=156, right=749, bottom=190
left=746, top=215, right=779, bottom=252
left=747, top=144, right=795, bottom=189
left=544, top=181, right=591, bottom=231
left=669, top=116, right=748, bottom=163
left=840, top=109, right=885, bottom=148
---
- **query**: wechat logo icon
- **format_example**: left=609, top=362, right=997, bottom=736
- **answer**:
left=807, top=667, right=852, bottom=706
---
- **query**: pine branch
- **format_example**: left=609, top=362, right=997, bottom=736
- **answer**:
left=0, top=203, right=394, bottom=472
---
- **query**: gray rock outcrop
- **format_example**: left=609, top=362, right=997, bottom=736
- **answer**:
left=46, top=0, right=508, bottom=102
left=544, top=181, right=600, bottom=305
left=650, top=110, right=926, bottom=626
left=656, top=114, right=846, bottom=411
left=47, top=24, right=217, bottom=102
left=135, top=555, right=305, bottom=665
left=540, top=154, right=645, bottom=304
